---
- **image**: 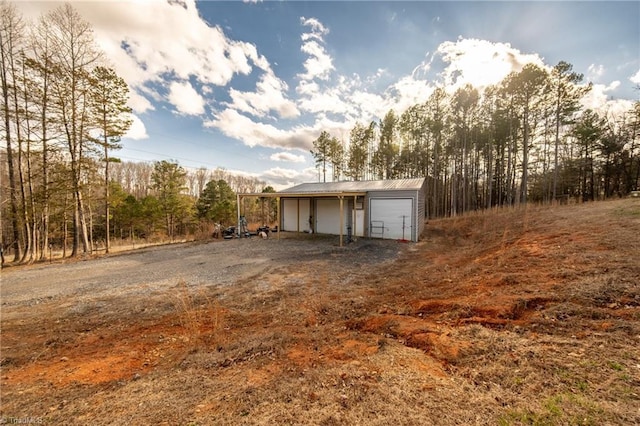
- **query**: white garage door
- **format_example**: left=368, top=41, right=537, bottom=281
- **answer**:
left=316, top=199, right=348, bottom=235
left=282, top=198, right=311, bottom=232
left=370, top=198, right=413, bottom=240
left=282, top=199, right=298, bottom=231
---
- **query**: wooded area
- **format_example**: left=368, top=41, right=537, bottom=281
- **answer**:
left=2, top=2, right=639, bottom=266
left=0, top=3, right=271, bottom=265
left=312, top=66, right=640, bottom=218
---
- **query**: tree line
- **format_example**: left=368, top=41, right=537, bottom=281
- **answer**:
left=0, top=2, right=272, bottom=265
left=106, top=161, right=274, bottom=246
left=312, top=64, right=640, bottom=218
left=3, top=2, right=639, bottom=266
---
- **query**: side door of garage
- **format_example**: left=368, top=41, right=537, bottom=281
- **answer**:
left=369, top=198, right=413, bottom=240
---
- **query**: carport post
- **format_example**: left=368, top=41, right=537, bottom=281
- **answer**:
left=353, top=195, right=357, bottom=239
left=339, top=195, right=344, bottom=247
left=236, top=194, right=241, bottom=237
left=276, top=197, right=281, bottom=241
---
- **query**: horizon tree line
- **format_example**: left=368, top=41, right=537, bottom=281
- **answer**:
left=2, top=2, right=639, bottom=266
left=312, top=64, right=639, bottom=218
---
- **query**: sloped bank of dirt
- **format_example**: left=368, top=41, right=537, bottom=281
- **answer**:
left=1, top=199, right=639, bottom=425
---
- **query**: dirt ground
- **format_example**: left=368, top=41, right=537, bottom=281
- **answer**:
left=1, top=199, right=639, bottom=425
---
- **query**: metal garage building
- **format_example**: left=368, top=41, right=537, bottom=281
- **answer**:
left=276, top=178, right=427, bottom=243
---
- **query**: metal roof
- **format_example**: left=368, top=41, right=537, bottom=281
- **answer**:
left=279, top=178, right=425, bottom=195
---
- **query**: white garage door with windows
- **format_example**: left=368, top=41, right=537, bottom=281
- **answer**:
left=370, top=198, right=413, bottom=240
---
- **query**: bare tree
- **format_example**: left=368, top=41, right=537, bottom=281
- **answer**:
left=0, top=1, right=24, bottom=263
left=45, top=3, right=103, bottom=256
left=27, top=14, right=58, bottom=259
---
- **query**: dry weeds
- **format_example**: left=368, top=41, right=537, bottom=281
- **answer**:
left=1, top=199, right=639, bottom=425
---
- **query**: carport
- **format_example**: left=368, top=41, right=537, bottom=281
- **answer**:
left=238, top=178, right=427, bottom=245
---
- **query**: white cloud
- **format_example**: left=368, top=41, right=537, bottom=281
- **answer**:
left=16, top=1, right=270, bottom=118
left=128, top=90, right=155, bottom=114
left=270, top=152, right=306, bottom=163
left=297, top=86, right=352, bottom=115
left=123, top=114, right=148, bottom=140
left=580, top=81, right=633, bottom=118
left=630, top=69, right=640, bottom=85
left=587, top=64, right=605, bottom=81
left=295, top=66, right=360, bottom=118
left=366, top=68, right=390, bottom=84
left=168, top=81, right=205, bottom=116
left=291, top=36, right=550, bottom=139
left=262, top=166, right=305, bottom=180
left=205, top=108, right=318, bottom=151
left=436, top=38, right=545, bottom=92
left=228, top=70, right=299, bottom=119
left=206, top=108, right=355, bottom=153
left=348, top=90, right=387, bottom=122
left=298, top=17, right=334, bottom=81
left=260, top=166, right=317, bottom=189
left=385, top=76, right=434, bottom=115
left=300, top=17, right=329, bottom=40
left=299, top=40, right=334, bottom=81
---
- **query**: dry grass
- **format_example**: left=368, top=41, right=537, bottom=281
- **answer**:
left=172, top=280, right=227, bottom=350
left=1, top=198, right=639, bottom=425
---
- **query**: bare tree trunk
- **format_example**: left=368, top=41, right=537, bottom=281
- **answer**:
left=553, top=102, right=561, bottom=201
left=88, top=200, right=94, bottom=253
left=21, top=52, right=38, bottom=263
left=104, top=144, right=110, bottom=253
left=0, top=4, right=23, bottom=262
left=11, top=51, right=32, bottom=264
left=62, top=196, right=68, bottom=258
left=77, top=186, right=90, bottom=253
left=520, top=108, right=530, bottom=204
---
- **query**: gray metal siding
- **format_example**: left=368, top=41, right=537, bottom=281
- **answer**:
left=417, top=179, right=427, bottom=240
left=367, top=190, right=420, bottom=241
left=367, top=190, right=417, bottom=199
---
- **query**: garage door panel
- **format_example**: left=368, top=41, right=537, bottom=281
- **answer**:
left=282, top=199, right=298, bottom=231
left=298, top=199, right=311, bottom=231
left=370, top=198, right=413, bottom=240
left=316, top=199, right=349, bottom=235
left=316, top=199, right=339, bottom=234
left=282, top=198, right=311, bottom=232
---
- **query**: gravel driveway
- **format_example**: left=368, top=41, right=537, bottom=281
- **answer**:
left=0, top=235, right=406, bottom=307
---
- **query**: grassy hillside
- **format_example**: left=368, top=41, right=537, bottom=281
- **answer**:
left=1, top=198, right=639, bottom=425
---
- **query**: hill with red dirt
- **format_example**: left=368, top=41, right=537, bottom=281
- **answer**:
left=1, top=198, right=639, bottom=424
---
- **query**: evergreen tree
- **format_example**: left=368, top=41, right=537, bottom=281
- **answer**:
left=311, top=130, right=333, bottom=182
left=89, top=65, right=132, bottom=253
left=151, top=160, right=188, bottom=241
left=373, top=110, right=399, bottom=179
left=346, top=122, right=374, bottom=181
left=195, top=179, right=236, bottom=226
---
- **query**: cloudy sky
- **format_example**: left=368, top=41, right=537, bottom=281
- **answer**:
left=16, top=1, right=640, bottom=188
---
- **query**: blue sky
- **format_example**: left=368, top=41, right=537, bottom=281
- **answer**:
left=17, top=1, right=640, bottom=189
